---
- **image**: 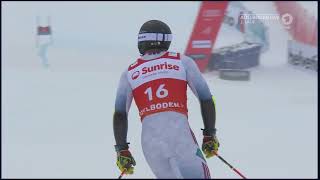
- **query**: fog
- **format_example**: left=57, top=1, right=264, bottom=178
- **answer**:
left=2, top=1, right=317, bottom=178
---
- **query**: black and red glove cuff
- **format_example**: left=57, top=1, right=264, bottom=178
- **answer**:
left=115, top=143, right=130, bottom=152
left=201, top=128, right=217, bottom=136
left=118, top=150, right=132, bottom=157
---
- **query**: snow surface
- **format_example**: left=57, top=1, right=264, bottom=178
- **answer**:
left=2, top=1, right=318, bottom=179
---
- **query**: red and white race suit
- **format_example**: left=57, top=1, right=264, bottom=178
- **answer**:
left=115, top=51, right=213, bottom=178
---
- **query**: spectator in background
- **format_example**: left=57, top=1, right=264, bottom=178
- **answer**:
left=37, top=25, right=53, bottom=68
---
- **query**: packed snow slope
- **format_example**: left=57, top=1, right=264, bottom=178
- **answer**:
left=2, top=1, right=317, bottom=178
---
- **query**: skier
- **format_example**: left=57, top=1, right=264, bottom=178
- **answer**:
left=36, top=17, right=53, bottom=68
left=113, top=20, right=219, bottom=178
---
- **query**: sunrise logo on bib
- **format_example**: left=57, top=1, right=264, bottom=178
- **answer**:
left=141, top=62, right=179, bottom=74
left=131, top=71, right=140, bottom=80
left=127, top=52, right=188, bottom=120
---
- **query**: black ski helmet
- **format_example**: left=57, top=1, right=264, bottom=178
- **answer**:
left=138, top=20, right=172, bottom=55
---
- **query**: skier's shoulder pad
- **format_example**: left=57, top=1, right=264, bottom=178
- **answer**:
left=179, top=54, right=194, bottom=62
left=179, top=54, right=197, bottom=68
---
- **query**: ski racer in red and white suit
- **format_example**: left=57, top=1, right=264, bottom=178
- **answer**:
left=113, top=50, right=219, bottom=178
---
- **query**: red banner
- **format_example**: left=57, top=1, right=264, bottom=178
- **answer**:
left=185, top=1, right=229, bottom=72
left=274, top=1, right=317, bottom=47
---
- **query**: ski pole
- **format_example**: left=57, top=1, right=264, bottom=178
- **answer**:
left=118, top=170, right=126, bottom=179
left=214, top=152, right=247, bottom=179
